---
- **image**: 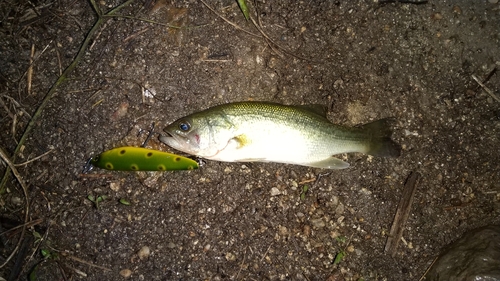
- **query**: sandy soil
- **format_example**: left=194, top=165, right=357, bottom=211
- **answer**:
left=1, top=0, right=499, bottom=280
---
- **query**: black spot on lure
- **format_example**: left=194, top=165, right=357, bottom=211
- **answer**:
left=89, top=146, right=198, bottom=171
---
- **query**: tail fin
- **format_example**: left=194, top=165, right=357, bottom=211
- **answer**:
left=360, top=118, right=401, bottom=157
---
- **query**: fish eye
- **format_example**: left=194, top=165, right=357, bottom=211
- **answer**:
left=179, top=122, right=190, bottom=131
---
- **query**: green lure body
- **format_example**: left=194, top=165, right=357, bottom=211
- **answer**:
left=90, top=147, right=198, bottom=171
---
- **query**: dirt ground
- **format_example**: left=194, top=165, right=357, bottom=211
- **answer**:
left=1, top=0, right=500, bottom=280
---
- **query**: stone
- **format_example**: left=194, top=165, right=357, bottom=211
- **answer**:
left=423, top=225, right=500, bottom=281
left=138, top=246, right=150, bottom=260
left=119, top=269, right=132, bottom=278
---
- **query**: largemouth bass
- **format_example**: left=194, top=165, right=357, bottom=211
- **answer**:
left=159, top=101, right=400, bottom=169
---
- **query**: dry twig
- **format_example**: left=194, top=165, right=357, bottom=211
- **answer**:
left=384, top=171, right=421, bottom=257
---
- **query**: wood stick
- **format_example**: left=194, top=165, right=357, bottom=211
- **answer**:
left=385, top=171, right=421, bottom=256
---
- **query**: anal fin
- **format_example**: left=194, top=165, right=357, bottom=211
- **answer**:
left=308, top=157, right=350, bottom=169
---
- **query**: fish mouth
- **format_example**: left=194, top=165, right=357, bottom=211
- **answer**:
left=159, top=130, right=196, bottom=151
left=159, top=131, right=180, bottom=146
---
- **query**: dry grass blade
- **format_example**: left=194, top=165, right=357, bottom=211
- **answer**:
left=472, top=73, right=500, bottom=103
left=27, top=44, right=35, bottom=95
left=1, top=95, right=32, bottom=119
left=18, top=40, right=53, bottom=97
left=14, top=149, right=55, bottom=167
left=419, top=256, right=439, bottom=281
left=64, top=254, right=112, bottom=272
left=249, top=14, right=314, bottom=61
left=104, top=14, right=190, bottom=29
left=199, top=0, right=261, bottom=38
left=200, top=0, right=313, bottom=61
left=0, top=97, right=15, bottom=119
left=0, top=218, right=43, bottom=237
left=0, top=147, right=29, bottom=269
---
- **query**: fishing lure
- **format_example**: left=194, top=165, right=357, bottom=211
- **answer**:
left=89, top=146, right=198, bottom=171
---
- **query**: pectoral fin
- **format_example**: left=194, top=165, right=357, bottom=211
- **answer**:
left=226, top=134, right=251, bottom=149
left=308, top=157, right=350, bottom=169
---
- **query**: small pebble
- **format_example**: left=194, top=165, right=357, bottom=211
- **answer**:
left=203, top=244, right=211, bottom=252
left=303, top=225, right=311, bottom=237
left=311, top=218, right=325, bottom=228
left=278, top=225, right=288, bottom=236
left=11, top=196, right=22, bottom=205
left=138, top=246, right=150, bottom=260
left=360, top=187, right=372, bottom=195
left=267, top=57, right=278, bottom=69
left=488, top=0, right=498, bottom=3
left=119, top=269, right=132, bottom=278
left=111, top=102, right=128, bottom=121
left=335, top=203, right=345, bottom=215
left=337, top=216, right=345, bottom=224
left=431, top=12, right=443, bottom=20
left=225, top=252, right=236, bottom=261
left=450, top=198, right=462, bottom=206
left=452, top=5, right=462, bottom=14
left=270, top=187, right=281, bottom=196
left=109, top=181, right=120, bottom=191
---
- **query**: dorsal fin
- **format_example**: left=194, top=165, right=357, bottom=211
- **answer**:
left=294, top=104, right=328, bottom=117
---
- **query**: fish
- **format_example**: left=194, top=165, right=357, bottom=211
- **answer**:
left=159, top=101, right=400, bottom=169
